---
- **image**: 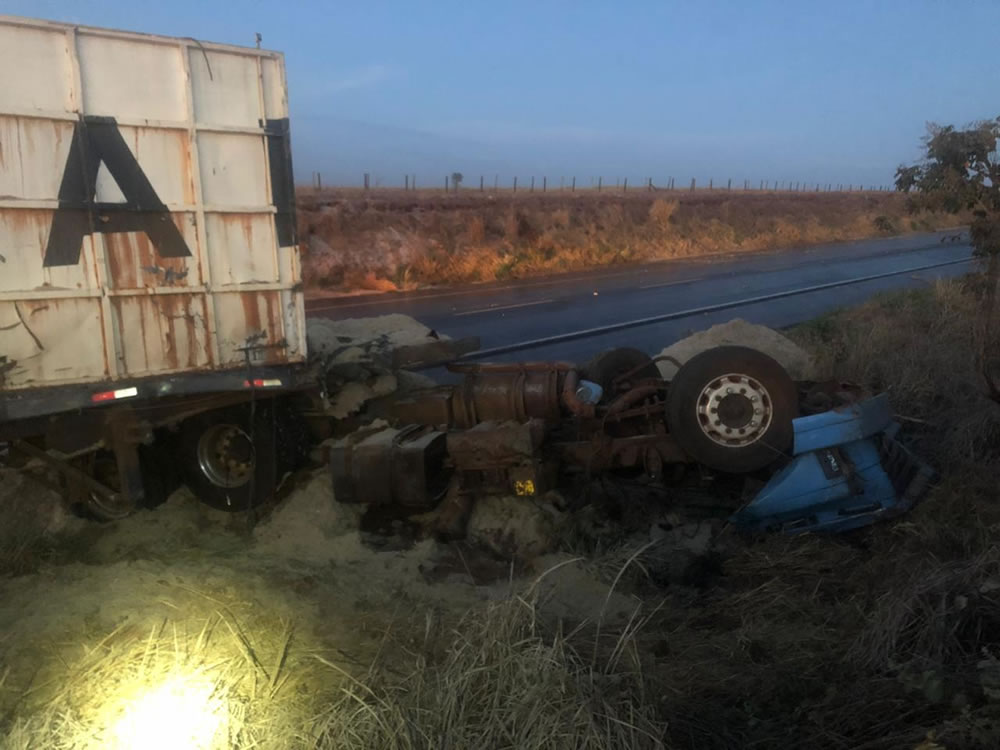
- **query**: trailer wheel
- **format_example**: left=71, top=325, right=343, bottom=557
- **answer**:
left=668, top=346, right=797, bottom=473
left=78, top=441, right=180, bottom=521
left=176, top=403, right=279, bottom=512
left=583, top=348, right=660, bottom=398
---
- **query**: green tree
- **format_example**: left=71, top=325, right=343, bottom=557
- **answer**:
left=896, top=118, right=1000, bottom=402
left=896, top=119, right=1000, bottom=253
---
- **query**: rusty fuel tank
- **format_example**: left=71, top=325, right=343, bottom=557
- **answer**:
left=329, top=424, right=450, bottom=508
left=370, top=362, right=597, bottom=428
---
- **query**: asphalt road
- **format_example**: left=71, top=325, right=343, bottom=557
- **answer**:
left=306, top=230, right=975, bottom=369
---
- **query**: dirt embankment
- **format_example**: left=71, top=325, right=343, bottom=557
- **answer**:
left=298, top=189, right=965, bottom=292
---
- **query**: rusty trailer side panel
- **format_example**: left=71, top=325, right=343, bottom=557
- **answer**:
left=0, top=15, right=305, bottom=392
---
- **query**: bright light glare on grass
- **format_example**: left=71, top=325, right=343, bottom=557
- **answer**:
left=109, top=674, right=226, bottom=750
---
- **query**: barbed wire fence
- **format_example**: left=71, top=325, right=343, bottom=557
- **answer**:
left=306, top=171, right=896, bottom=194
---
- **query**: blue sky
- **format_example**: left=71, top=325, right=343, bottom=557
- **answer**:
left=4, top=0, right=998, bottom=187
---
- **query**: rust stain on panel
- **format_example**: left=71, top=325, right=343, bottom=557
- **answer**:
left=104, top=230, right=140, bottom=288
left=109, top=285, right=212, bottom=376
left=237, top=290, right=285, bottom=364
left=240, top=290, right=263, bottom=336
left=158, top=294, right=182, bottom=371
left=104, top=214, right=193, bottom=289
left=175, top=131, right=196, bottom=205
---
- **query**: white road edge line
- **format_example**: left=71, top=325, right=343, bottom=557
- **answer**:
left=453, top=298, right=556, bottom=317
left=453, top=256, right=975, bottom=362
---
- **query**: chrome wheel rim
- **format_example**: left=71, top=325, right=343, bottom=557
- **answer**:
left=695, top=373, right=773, bottom=447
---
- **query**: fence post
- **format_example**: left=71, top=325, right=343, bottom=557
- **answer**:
left=572, top=176, right=576, bottom=192
left=648, top=177, right=653, bottom=191
left=543, top=176, right=547, bottom=192
left=480, top=175, right=484, bottom=192
left=623, top=177, right=628, bottom=193
left=404, top=175, right=409, bottom=191
left=560, top=176, right=565, bottom=191
left=494, top=175, right=498, bottom=190
left=727, top=178, right=731, bottom=192
left=317, top=172, right=323, bottom=189
left=709, top=178, right=713, bottom=190
left=513, top=176, right=517, bottom=193
left=690, top=177, right=696, bottom=191
left=444, top=175, right=449, bottom=192
left=598, top=176, right=602, bottom=192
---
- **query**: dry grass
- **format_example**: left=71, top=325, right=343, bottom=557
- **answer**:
left=0, top=581, right=664, bottom=749
left=628, top=278, right=1000, bottom=749
left=313, top=593, right=665, bottom=749
left=789, top=277, right=1000, bottom=469
left=297, top=189, right=965, bottom=291
left=1, top=605, right=318, bottom=748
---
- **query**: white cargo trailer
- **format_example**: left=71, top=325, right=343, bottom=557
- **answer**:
left=0, top=16, right=311, bottom=518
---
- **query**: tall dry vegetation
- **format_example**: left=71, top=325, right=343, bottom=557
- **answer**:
left=1, top=579, right=664, bottom=749
left=648, top=278, right=1000, bottom=749
left=298, top=190, right=961, bottom=291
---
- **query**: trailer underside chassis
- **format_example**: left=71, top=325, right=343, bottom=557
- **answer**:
left=8, top=407, right=149, bottom=519
left=0, top=369, right=314, bottom=520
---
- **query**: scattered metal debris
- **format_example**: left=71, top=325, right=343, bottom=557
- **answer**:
left=333, top=345, right=936, bottom=539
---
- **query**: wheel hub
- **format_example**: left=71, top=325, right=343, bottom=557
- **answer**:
left=197, top=424, right=254, bottom=488
left=695, top=373, right=773, bottom=447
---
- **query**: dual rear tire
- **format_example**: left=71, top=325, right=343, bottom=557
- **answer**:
left=176, top=399, right=307, bottom=512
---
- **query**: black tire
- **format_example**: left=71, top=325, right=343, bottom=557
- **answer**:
left=78, top=440, right=181, bottom=521
left=582, top=347, right=660, bottom=398
left=176, top=402, right=280, bottom=512
left=668, top=346, right=797, bottom=473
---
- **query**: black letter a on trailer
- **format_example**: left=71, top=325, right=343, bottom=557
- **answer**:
left=44, top=116, right=192, bottom=267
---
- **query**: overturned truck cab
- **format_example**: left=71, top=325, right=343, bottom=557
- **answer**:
left=731, top=393, right=935, bottom=534
left=331, top=345, right=936, bottom=537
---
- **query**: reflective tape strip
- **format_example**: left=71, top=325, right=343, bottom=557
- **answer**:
left=243, top=378, right=283, bottom=388
left=91, top=386, right=139, bottom=403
